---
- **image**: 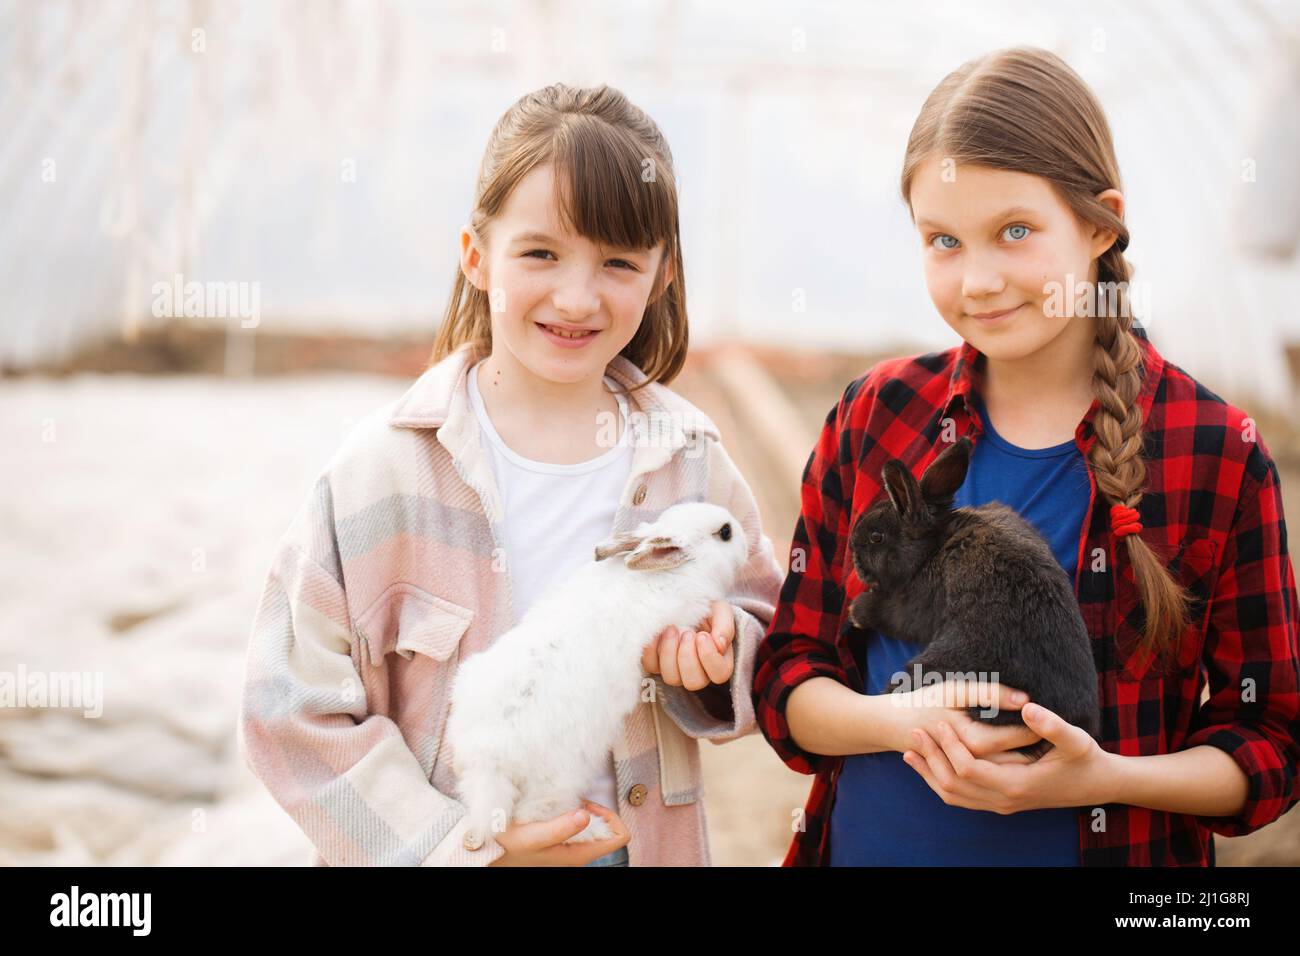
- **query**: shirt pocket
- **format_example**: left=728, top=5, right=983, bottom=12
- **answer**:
left=356, top=583, right=474, bottom=667
left=354, top=583, right=475, bottom=775
left=1114, top=536, right=1218, bottom=683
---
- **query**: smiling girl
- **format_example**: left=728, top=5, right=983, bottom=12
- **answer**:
left=241, top=83, right=783, bottom=867
left=753, top=47, right=1300, bottom=865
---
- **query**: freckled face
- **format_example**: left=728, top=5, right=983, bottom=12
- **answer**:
left=468, top=163, right=666, bottom=384
left=908, top=158, right=1101, bottom=363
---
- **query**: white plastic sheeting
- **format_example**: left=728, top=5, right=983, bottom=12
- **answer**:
left=2, top=0, right=1298, bottom=410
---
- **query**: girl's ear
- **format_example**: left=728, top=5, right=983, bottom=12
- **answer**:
left=1089, top=189, right=1126, bottom=258
left=648, top=248, right=674, bottom=302
left=460, top=225, right=488, bottom=291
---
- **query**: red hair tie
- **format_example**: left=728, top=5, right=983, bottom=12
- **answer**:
left=1110, top=504, right=1142, bottom=538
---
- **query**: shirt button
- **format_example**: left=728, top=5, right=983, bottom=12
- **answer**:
left=627, top=783, right=648, bottom=806
left=632, top=485, right=647, bottom=506
left=463, top=830, right=483, bottom=851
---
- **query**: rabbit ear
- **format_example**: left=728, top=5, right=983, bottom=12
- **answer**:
left=594, top=532, right=643, bottom=561
left=624, top=535, right=690, bottom=571
left=881, top=460, right=923, bottom=519
left=919, top=436, right=972, bottom=506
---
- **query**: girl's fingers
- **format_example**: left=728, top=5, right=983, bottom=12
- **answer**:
left=641, top=632, right=661, bottom=674
left=707, top=601, right=735, bottom=649
left=676, top=631, right=709, bottom=690
left=1020, top=702, right=1081, bottom=749
left=983, top=748, right=1038, bottom=765
left=956, top=716, right=1044, bottom=756
left=989, top=682, right=1030, bottom=713
left=520, top=807, right=592, bottom=851
left=930, top=721, right=1006, bottom=791
left=911, top=729, right=959, bottom=791
left=658, top=628, right=682, bottom=686
left=932, top=678, right=1027, bottom=713
left=901, top=750, right=975, bottom=809
left=643, top=624, right=736, bottom=689
left=911, top=728, right=1002, bottom=804
left=696, top=630, right=734, bottom=684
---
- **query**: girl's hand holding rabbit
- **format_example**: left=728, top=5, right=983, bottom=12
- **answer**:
left=641, top=599, right=735, bottom=691
left=903, top=700, right=1120, bottom=814
left=488, top=801, right=630, bottom=867
left=885, top=677, right=1045, bottom=765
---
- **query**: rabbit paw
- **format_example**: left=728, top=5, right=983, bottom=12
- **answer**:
left=565, top=813, right=614, bottom=844
left=848, top=590, right=880, bottom=630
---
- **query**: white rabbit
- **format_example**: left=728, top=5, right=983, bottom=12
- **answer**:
left=445, top=501, right=750, bottom=849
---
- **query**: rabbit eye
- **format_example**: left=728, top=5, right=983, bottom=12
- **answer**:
left=717, top=523, right=732, bottom=541
left=869, top=531, right=884, bottom=544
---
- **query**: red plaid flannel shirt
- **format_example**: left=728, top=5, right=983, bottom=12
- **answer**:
left=753, top=325, right=1300, bottom=865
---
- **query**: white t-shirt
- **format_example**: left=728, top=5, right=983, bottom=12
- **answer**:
left=466, top=359, right=633, bottom=815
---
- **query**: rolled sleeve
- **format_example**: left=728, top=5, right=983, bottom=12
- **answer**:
left=1182, top=448, right=1300, bottom=836
left=658, top=437, right=785, bottom=744
left=657, top=601, right=765, bottom=743
left=753, top=390, right=857, bottom=777
left=1184, top=726, right=1298, bottom=836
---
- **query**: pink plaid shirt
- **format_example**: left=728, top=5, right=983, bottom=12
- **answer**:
left=239, top=342, right=784, bottom=866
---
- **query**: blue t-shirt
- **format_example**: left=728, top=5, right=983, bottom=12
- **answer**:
left=828, top=390, right=1092, bottom=865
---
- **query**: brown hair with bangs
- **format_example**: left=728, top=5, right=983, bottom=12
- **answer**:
left=900, top=46, right=1193, bottom=663
left=430, top=83, right=688, bottom=395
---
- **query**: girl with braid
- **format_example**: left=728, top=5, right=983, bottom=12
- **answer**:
left=753, top=46, right=1300, bottom=865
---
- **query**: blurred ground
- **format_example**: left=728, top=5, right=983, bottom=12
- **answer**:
left=1, top=343, right=1297, bottom=865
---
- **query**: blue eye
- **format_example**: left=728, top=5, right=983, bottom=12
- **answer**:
left=1001, top=224, right=1031, bottom=242
left=929, top=234, right=959, bottom=251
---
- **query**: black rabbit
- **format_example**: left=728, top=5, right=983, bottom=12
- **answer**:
left=847, top=436, right=1100, bottom=760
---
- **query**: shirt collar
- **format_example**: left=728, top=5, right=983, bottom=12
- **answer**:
left=939, top=322, right=1163, bottom=448
left=389, top=343, right=721, bottom=523
left=389, top=342, right=720, bottom=442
